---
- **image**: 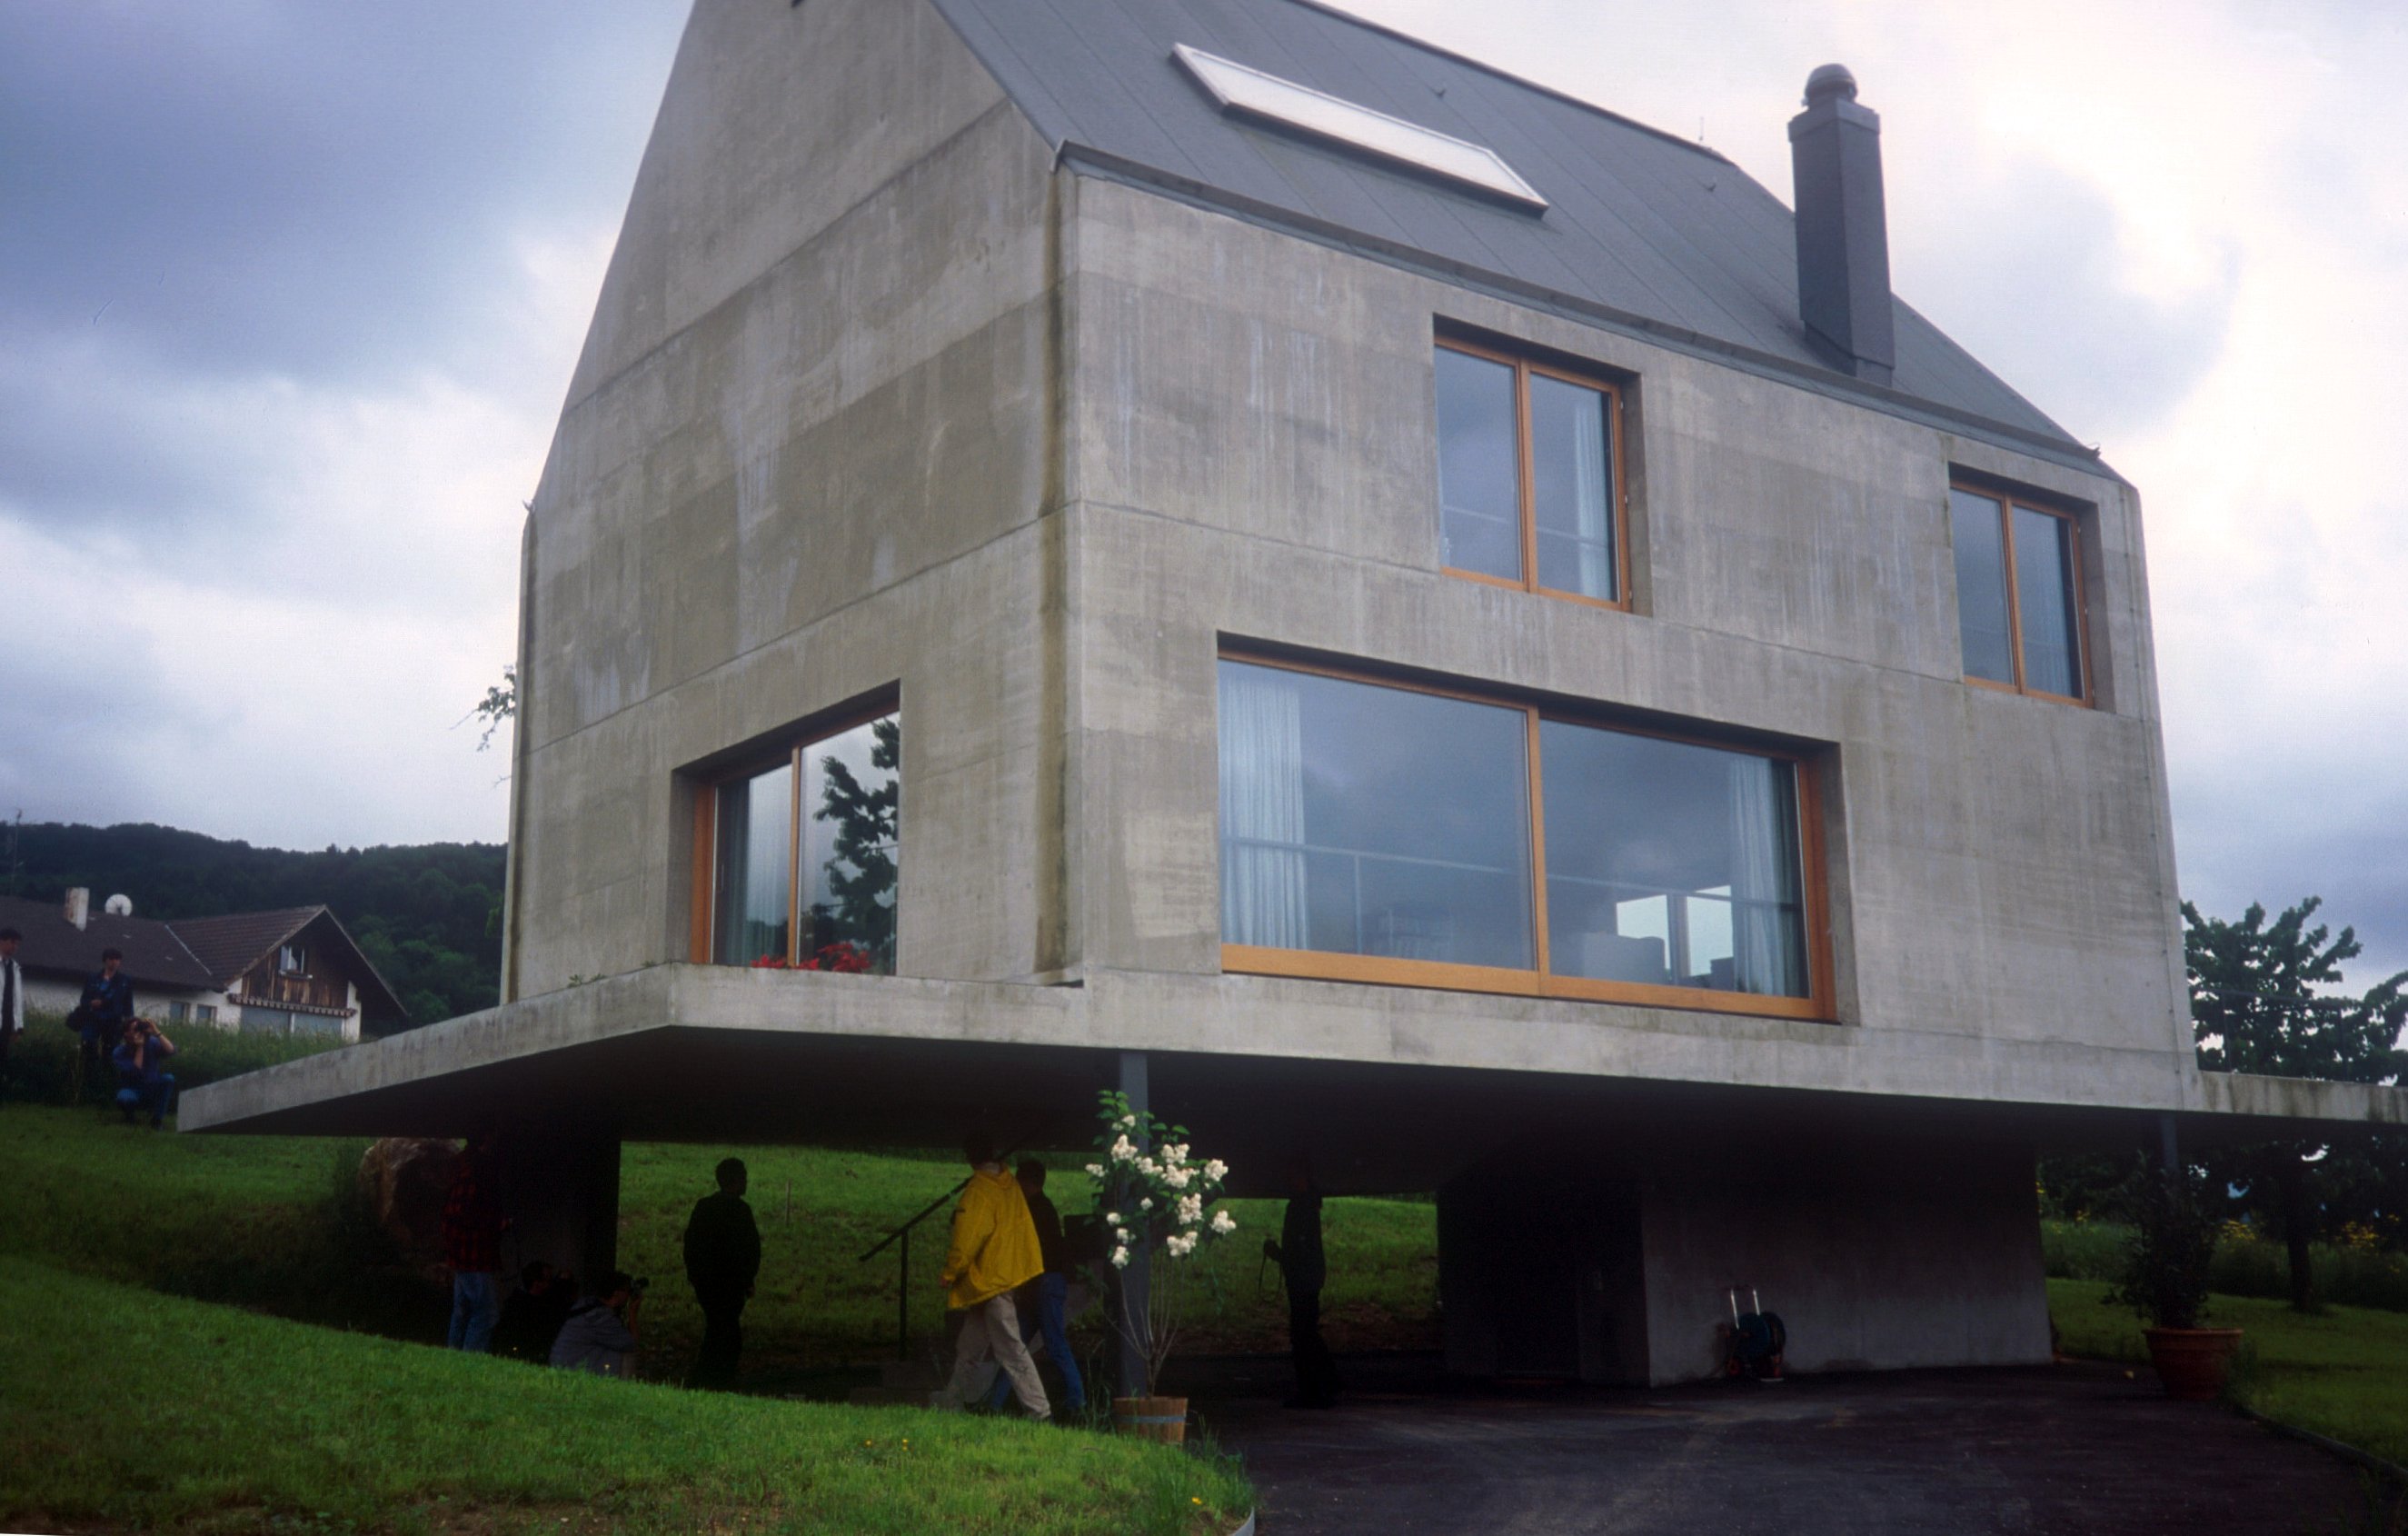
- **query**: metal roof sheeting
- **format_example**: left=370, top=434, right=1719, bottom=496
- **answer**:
left=929, top=0, right=2085, bottom=454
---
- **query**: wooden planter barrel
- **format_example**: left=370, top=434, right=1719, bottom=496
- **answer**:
left=2143, top=1326, right=2244, bottom=1401
left=1113, top=1394, right=1189, bottom=1444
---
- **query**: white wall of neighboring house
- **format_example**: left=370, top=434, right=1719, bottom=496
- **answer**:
left=19, top=976, right=234, bottom=1028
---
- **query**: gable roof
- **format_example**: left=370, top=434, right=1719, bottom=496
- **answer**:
left=0, top=894, right=217, bottom=992
left=167, top=906, right=409, bottom=1027
left=929, top=0, right=2095, bottom=467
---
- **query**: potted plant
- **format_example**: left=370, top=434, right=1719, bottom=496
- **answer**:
left=1084, top=1090, right=1235, bottom=1442
left=2109, top=1160, right=2241, bottom=1401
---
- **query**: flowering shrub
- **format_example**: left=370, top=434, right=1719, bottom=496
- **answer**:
left=1083, top=1089, right=1233, bottom=1398
left=748, top=942, right=874, bottom=973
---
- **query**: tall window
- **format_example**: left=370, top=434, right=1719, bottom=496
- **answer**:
left=1217, top=656, right=1823, bottom=1018
left=1949, top=484, right=2087, bottom=703
left=698, top=709, right=900, bottom=972
left=1434, top=338, right=1627, bottom=605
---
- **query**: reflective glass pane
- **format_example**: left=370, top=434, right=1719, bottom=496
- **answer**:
left=801, top=713, right=901, bottom=972
left=714, top=761, right=792, bottom=965
left=1950, top=489, right=2015, bottom=684
left=1529, top=374, right=1617, bottom=600
left=2013, top=506, right=2083, bottom=698
left=1218, top=660, right=1533, bottom=970
left=1540, top=722, right=1808, bottom=998
left=1434, top=347, right=1522, bottom=582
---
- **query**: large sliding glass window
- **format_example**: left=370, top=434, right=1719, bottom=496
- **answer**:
left=1434, top=338, right=1626, bottom=606
left=1218, top=657, right=1822, bottom=1016
left=1949, top=483, right=2087, bottom=703
left=701, top=708, right=900, bottom=972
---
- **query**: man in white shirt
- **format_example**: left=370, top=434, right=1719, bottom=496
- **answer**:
left=0, top=926, right=24, bottom=1104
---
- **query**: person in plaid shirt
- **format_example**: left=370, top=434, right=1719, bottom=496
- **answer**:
left=443, top=1133, right=506, bottom=1351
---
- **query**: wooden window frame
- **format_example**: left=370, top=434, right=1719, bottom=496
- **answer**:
left=1435, top=335, right=1633, bottom=612
left=1951, top=480, right=2093, bottom=706
left=687, top=698, right=899, bottom=966
left=1216, top=650, right=1835, bottom=1022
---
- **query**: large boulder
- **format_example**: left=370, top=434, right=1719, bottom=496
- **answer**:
left=358, top=1136, right=458, bottom=1281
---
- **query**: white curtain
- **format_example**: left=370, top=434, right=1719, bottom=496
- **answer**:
left=1727, top=758, right=1803, bottom=996
left=1219, top=668, right=1308, bottom=949
left=1572, top=391, right=1612, bottom=597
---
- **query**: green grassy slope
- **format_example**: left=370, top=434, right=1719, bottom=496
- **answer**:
left=0, top=1255, right=1249, bottom=1536
left=2049, top=1278, right=2408, bottom=1469
left=0, top=1105, right=1437, bottom=1374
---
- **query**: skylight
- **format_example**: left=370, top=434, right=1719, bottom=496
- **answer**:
left=1172, top=44, right=1547, bottom=213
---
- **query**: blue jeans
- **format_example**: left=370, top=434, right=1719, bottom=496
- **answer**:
left=114, top=1074, right=174, bottom=1123
left=987, top=1272, right=1083, bottom=1411
left=449, top=1270, right=501, bottom=1351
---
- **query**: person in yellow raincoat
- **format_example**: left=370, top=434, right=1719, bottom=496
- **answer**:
left=934, top=1131, right=1051, bottom=1418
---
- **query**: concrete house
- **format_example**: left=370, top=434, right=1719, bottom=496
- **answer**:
left=188, top=0, right=2406, bottom=1384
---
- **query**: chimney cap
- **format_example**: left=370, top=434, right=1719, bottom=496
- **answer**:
left=1803, top=64, right=1858, bottom=107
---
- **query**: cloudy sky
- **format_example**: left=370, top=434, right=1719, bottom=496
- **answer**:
left=3, top=1, right=2402, bottom=976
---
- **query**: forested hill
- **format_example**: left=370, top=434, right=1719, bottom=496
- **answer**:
left=5, top=822, right=503, bottom=1026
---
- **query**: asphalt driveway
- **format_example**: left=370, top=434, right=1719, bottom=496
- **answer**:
left=1186, top=1354, right=2398, bottom=1535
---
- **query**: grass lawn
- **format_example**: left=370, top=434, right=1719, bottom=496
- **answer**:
left=0, top=1254, right=1249, bottom=1535
left=2049, top=1278, right=2408, bottom=1469
left=0, top=1105, right=1438, bottom=1375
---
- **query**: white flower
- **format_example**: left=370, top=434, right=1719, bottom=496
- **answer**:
left=1105, top=1212, right=1122, bottom=1227
left=1134, top=1157, right=1159, bottom=1177
left=1139, top=1196, right=1153, bottom=1211
left=1210, top=1210, right=1237, bottom=1234
left=1204, top=1159, right=1229, bottom=1182
left=1119, top=1113, right=1139, bottom=1128
left=1163, top=1166, right=1192, bottom=1190
left=1109, top=1135, right=1137, bottom=1163
left=1110, top=1245, right=1130, bottom=1269
left=1177, top=1193, right=1204, bottom=1225
left=1084, top=1163, right=1105, bottom=1178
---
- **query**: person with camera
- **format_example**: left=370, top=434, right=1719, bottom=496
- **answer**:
left=108, top=1016, right=178, bottom=1129
left=551, top=1271, right=646, bottom=1377
left=682, top=1157, right=761, bottom=1390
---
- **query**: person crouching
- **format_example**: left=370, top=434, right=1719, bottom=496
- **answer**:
left=551, top=1272, right=644, bottom=1377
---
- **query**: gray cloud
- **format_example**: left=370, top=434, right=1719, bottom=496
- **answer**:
left=1903, top=162, right=2239, bottom=444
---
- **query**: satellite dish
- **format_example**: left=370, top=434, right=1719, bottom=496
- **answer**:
left=104, top=893, right=134, bottom=916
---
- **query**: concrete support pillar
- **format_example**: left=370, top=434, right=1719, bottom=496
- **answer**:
left=1438, top=1160, right=1647, bottom=1384
left=1112, top=1049, right=1150, bottom=1401
left=493, top=1122, right=621, bottom=1291
left=2156, top=1112, right=2182, bottom=1187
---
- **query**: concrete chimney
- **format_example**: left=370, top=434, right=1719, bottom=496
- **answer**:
left=1788, top=64, right=1895, bottom=385
left=64, top=887, right=90, bottom=931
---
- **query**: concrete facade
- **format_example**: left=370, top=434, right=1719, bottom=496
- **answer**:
left=187, top=0, right=2406, bottom=1384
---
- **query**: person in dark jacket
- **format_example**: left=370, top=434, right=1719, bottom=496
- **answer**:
left=682, top=1157, right=762, bottom=1389
left=442, top=1133, right=505, bottom=1352
left=492, top=1261, right=576, bottom=1364
left=76, top=949, right=134, bottom=1103
left=984, top=1158, right=1086, bottom=1414
left=1262, top=1159, right=1338, bottom=1409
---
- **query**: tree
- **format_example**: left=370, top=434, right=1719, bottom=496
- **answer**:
left=471, top=664, right=517, bottom=752
left=2185, top=896, right=2407, bottom=1311
left=810, top=716, right=901, bottom=969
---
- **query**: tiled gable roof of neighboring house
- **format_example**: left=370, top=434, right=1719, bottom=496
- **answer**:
left=929, top=0, right=2095, bottom=467
left=0, top=893, right=217, bottom=992
left=168, top=906, right=409, bottom=1027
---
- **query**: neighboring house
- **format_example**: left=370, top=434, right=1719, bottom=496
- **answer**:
left=187, top=0, right=2406, bottom=1386
left=0, top=890, right=404, bottom=1042
left=168, top=906, right=408, bottom=1042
